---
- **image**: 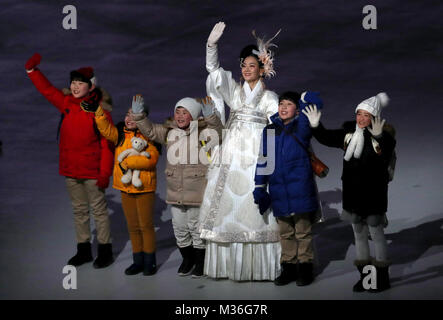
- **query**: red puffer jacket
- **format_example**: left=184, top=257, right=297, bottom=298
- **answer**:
left=28, top=69, right=114, bottom=180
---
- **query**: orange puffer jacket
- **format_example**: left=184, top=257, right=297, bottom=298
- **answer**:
left=94, top=107, right=159, bottom=193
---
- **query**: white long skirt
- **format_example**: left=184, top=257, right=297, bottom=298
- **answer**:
left=199, top=121, right=281, bottom=281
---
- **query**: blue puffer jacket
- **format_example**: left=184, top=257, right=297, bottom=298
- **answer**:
left=254, top=110, right=319, bottom=217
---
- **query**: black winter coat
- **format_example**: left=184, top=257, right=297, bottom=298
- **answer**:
left=313, top=121, right=396, bottom=217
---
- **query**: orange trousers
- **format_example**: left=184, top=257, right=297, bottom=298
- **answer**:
left=121, top=192, right=156, bottom=253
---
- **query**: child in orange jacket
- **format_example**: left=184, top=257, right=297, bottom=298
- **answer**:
left=82, top=94, right=160, bottom=276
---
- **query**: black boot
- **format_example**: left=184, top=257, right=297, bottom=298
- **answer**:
left=143, top=252, right=157, bottom=276
left=296, top=262, right=314, bottom=286
left=125, top=252, right=144, bottom=275
left=274, top=263, right=297, bottom=286
left=191, top=248, right=206, bottom=278
left=368, top=262, right=391, bottom=293
left=353, top=265, right=367, bottom=292
left=67, top=242, right=93, bottom=266
left=353, top=260, right=371, bottom=292
left=93, top=243, right=114, bottom=269
left=178, top=245, right=195, bottom=276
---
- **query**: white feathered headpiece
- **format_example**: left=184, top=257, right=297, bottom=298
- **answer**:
left=251, top=29, right=281, bottom=79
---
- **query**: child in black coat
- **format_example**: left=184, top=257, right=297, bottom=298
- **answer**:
left=303, top=92, right=396, bottom=292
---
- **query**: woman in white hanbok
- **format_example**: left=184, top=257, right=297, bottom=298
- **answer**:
left=199, top=22, right=282, bottom=281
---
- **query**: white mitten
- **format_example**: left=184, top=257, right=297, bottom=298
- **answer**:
left=301, top=104, right=322, bottom=128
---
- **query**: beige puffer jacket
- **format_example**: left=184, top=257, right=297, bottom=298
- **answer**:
left=134, top=113, right=223, bottom=206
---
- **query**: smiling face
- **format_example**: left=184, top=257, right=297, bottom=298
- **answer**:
left=125, top=108, right=137, bottom=130
left=174, top=107, right=193, bottom=129
left=70, top=80, right=94, bottom=99
left=241, top=56, right=263, bottom=84
left=356, top=109, right=373, bottom=128
left=279, top=99, right=298, bottom=124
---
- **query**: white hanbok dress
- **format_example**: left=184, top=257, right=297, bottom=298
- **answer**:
left=199, top=45, right=281, bottom=281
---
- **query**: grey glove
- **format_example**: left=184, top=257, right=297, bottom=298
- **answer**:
left=200, top=96, right=215, bottom=117
left=368, top=116, right=386, bottom=137
left=131, top=94, right=145, bottom=114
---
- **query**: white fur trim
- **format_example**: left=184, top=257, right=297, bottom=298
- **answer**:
left=301, top=91, right=307, bottom=103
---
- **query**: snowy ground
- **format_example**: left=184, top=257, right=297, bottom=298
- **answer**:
left=0, top=0, right=442, bottom=300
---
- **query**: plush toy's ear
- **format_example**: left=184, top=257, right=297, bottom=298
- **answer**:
left=142, top=139, right=148, bottom=149
left=131, top=137, right=136, bottom=143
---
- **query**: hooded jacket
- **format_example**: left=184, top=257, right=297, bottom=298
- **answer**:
left=94, top=106, right=159, bottom=193
left=28, top=69, right=114, bottom=180
left=134, top=113, right=223, bottom=206
left=255, top=111, right=319, bottom=216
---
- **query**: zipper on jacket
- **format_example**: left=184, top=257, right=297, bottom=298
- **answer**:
left=282, top=131, right=290, bottom=214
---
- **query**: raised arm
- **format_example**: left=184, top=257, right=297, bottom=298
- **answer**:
left=94, top=106, right=119, bottom=145
left=297, top=91, right=324, bottom=142
left=130, top=94, right=169, bottom=145
left=369, top=118, right=396, bottom=160
left=302, top=104, right=345, bottom=149
left=26, top=53, right=66, bottom=113
left=97, top=110, right=115, bottom=189
left=297, top=106, right=313, bottom=143
left=200, top=96, right=224, bottom=143
left=206, top=22, right=239, bottom=110
left=132, top=114, right=169, bottom=145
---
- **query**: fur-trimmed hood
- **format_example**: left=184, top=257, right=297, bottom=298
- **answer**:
left=62, top=86, right=113, bottom=112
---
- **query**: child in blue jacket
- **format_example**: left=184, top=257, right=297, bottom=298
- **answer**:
left=253, top=91, right=322, bottom=286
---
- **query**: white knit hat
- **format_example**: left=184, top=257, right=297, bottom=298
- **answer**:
left=355, top=92, right=389, bottom=117
left=174, top=97, right=202, bottom=120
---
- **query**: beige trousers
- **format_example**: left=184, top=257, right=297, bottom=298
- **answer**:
left=65, top=177, right=112, bottom=244
left=277, top=212, right=314, bottom=264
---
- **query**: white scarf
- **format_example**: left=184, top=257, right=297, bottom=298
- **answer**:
left=243, top=80, right=262, bottom=105
left=344, top=124, right=365, bottom=161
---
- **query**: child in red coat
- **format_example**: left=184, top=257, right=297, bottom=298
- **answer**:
left=25, top=53, right=115, bottom=269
